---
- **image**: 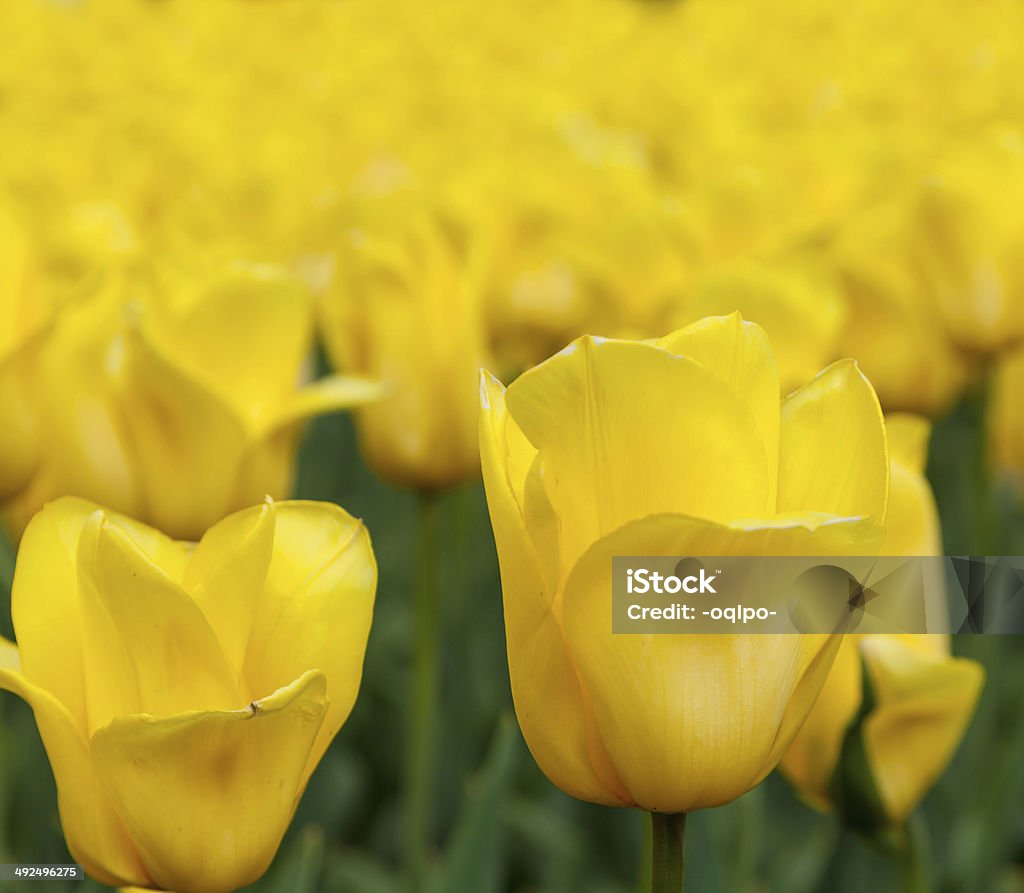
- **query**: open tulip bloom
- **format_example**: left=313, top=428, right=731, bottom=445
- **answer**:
left=479, top=313, right=982, bottom=889
left=0, top=497, right=376, bottom=893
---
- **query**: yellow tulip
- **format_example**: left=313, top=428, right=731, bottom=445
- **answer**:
left=780, top=415, right=984, bottom=827
left=831, top=204, right=969, bottom=415
left=479, top=312, right=892, bottom=812
left=4, top=264, right=381, bottom=540
left=991, top=346, right=1024, bottom=492
left=916, top=143, right=1024, bottom=354
left=0, top=496, right=376, bottom=893
left=320, top=208, right=489, bottom=491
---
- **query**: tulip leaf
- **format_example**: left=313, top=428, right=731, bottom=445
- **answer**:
left=503, top=795, right=586, bottom=891
left=428, top=713, right=520, bottom=893
left=321, top=852, right=405, bottom=893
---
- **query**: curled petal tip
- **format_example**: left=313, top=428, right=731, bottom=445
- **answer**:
left=479, top=369, right=504, bottom=409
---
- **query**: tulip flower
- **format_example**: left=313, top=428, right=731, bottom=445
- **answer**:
left=479, top=313, right=891, bottom=816
left=319, top=208, right=489, bottom=492
left=3, top=264, right=381, bottom=540
left=830, top=204, right=969, bottom=415
left=780, top=415, right=984, bottom=828
left=916, top=145, right=1024, bottom=354
left=0, top=496, right=376, bottom=893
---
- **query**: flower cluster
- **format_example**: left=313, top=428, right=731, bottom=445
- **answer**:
left=0, top=1, right=1016, bottom=890
left=3, top=0, right=1024, bottom=499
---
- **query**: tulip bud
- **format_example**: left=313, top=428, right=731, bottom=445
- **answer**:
left=0, top=496, right=376, bottom=893
left=480, top=313, right=891, bottom=812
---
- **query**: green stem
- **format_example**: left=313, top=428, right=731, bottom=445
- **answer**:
left=650, top=812, right=687, bottom=893
left=896, top=814, right=932, bottom=893
left=638, top=811, right=653, bottom=893
left=406, top=493, right=441, bottom=886
left=968, top=372, right=997, bottom=556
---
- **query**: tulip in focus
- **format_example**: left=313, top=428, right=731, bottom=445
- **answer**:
left=780, top=415, right=984, bottom=827
left=480, top=312, right=892, bottom=813
left=0, top=496, right=376, bottom=892
left=3, top=264, right=381, bottom=540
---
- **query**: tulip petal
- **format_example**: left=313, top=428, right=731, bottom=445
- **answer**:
left=263, top=374, right=387, bottom=436
left=778, top=359, right=888, bottom=522
left=234, top=377, right=388, bottom=511
left=560, top=512, right=874, bottom=812
left=11, top=498, right=94, bottom=731
left=0, top=641, right=150, bottom=889
left=885, top=414, right=932, bottom=475
left=184, top=501, right=277, bottom=684
left=11, top=497, right=190, bottom=733
left=879, top=416, right=944, bottom=639
left=860, top=637, right=984, bottom=823
left=78, top=514, right=240, bottom=730
left=657, top=314, right=781, bottom=506
left=30, top=290, right=140, bottom=520
left=91, top=671, right=327, bottom=893
left=481, top=370, right=561, bottom=593
left=242, top=502, right=376, bottom=781
left=153, top=268, right=314, bottom=426
left=479, top=371, right=624, bottom=805
left=478, top=373, right=538, bottom=573
left=506, top=336, right=771, bottom=580
left=882, top=453, right=942, bottom=558
left=119, top=323, right=250, bottom=540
